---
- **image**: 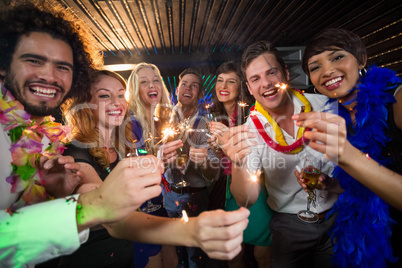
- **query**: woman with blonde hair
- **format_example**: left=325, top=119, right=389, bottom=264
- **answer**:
left=127, top=62, right=173, bottom=154
left=127, top=62, right=179, bottom=268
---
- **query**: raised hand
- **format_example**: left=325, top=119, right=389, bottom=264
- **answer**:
left=209, top=121, right=229, bottom=138
left=189, top=147, right=208, bottom=167
left=191, top=208, right=250, bottom=260
left=208, top=121, right=228, bottom=154
left=293, top=111, right=349, bottom=164
left=39, top=155, right=83, bottom=198
left=105, top=207, right=250, bottom=261
left=294, top=168, right=341, bottom=193
left=160, top=140, right=182, bottom=165
left=217, top=125, right=257, bottom=166
left=77, top=155, right=164, bottom=230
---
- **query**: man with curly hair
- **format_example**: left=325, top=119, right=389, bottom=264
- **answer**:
left=0, top=1, right=164, bottom=266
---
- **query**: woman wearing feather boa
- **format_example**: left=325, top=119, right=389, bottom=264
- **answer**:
left=293, top=28, right=402, bottom=267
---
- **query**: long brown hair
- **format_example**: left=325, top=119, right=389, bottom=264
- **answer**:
left=211, top=61, right=254, bottom=126
left=63, top=70, right=134, bottom=168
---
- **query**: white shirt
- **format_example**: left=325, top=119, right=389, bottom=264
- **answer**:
left=245, top=93, right=338, bottom=213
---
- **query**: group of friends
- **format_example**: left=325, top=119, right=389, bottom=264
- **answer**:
left=0, top=1, right=401, bottom=268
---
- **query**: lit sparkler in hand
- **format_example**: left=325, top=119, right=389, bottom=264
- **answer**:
left=158, top=125, right=179, bottom=159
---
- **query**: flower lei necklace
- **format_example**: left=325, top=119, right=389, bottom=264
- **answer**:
left=1, top=83, right=69, bottom=210
left=250, top=88, right=311, bottom=154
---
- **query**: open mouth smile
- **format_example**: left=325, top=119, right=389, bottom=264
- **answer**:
left=323, top=76, right=343, bottom=90
left=148, top=91, right=158, bottom=98
left=107, top=109, right=123, bottom=115
left=262, top=88, right=278, bottom=99
left=30, top=86, right=57, bottom=98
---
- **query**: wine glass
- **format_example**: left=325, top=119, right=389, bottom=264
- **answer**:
left=127, top=150, right=162, bottom=213
left=175, top=147, right=190, bottom=188
left=141, top=198, right=162, bottom=213
left=297, top=157, right=322, bottom=223
left=205, top=112, right=217, bottom=135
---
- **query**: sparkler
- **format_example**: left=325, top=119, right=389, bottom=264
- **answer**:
left=238, top=100, right=249, bottom=122
left=182, top=210, right=189, bottom=223
left=244, top=169, right=262, bottom=208
left=158, top=126, right=178, bottom=159
left=275, top=82, right=288, bottom=90
left=179, top=118, right=192, bottom=132
left=205, top=103, right=212, bottom=115
left=238, top=101, right=249, bottom=108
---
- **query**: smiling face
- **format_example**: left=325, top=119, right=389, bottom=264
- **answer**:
left=89, top=74, right=127, bottom=131
left=4, top=32, right=73, bottom=117
left=138, top=67, right=162, bottom=108
left=245, top=53, right=290, bottom=112
left=176, top=73, right=202, bottom=107
left=307, top=48, right=365, bottom=100
left=215, top=72, right=240, bottom=105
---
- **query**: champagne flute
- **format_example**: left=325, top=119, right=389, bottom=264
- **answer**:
left=297, top=157, right=321, bottom=223
left=205, top=111, right=217, bottom=137
left=141, top=197, right=162, bottom=213
left=175, top=147, right=190, bottom=187
left=130, top=147, right=162, bottom=213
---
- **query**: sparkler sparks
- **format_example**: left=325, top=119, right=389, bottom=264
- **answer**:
left=244, top=169, right=261, bottom=208
left=250, top=110, right=259, bottom=117
left=157, top=126, right=178, bottom=159
left=238, top=101, right=249, bottom=108
left=182, top=210, right=189, bottom=223
left=275, top=82, right=288, bottom=90
left=162, top=126, right=177, bottom=141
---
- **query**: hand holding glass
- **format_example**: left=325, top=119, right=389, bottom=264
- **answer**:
left=297, top=157, right=321, bottom=223
left=127, top=151, right=162, bottom=213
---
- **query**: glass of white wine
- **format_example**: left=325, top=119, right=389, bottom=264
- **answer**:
left=297, top=157, right=322, bottom=223
left=175, top=147, right=190, bottom=187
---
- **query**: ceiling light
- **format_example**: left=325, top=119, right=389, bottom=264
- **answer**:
left=103, top=64, right=137, bottom=72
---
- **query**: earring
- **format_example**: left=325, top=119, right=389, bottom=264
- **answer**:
left=359, top=68, right=367, bottom=77
left=313, top=87, right=320, bottom=94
